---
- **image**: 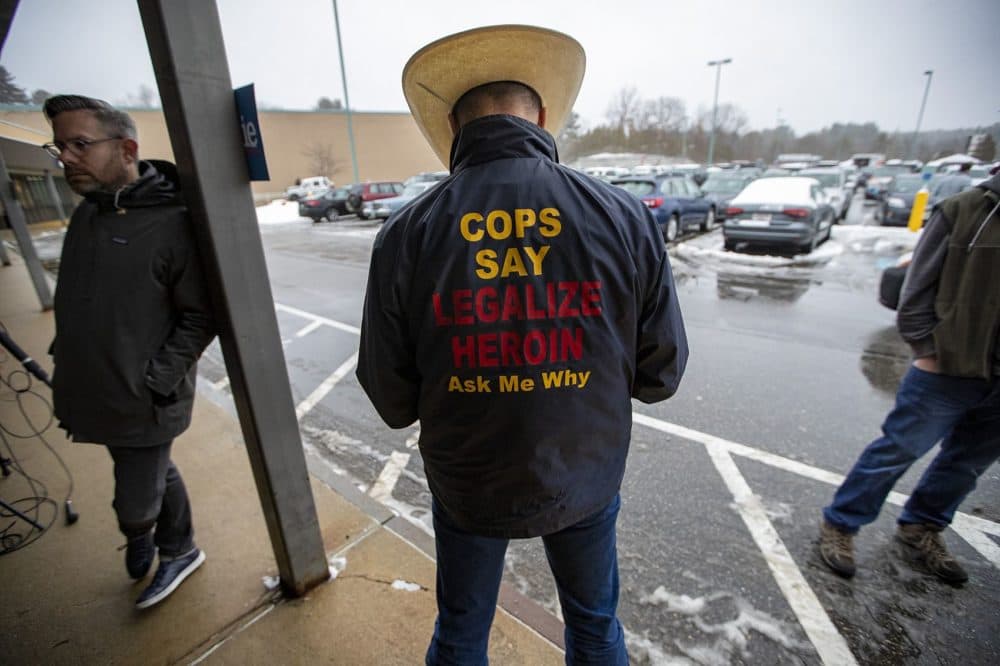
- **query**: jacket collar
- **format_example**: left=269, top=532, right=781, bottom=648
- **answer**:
left=449, top=114, right=559, bottom=172
left=85, top=160, right=181, bottom=213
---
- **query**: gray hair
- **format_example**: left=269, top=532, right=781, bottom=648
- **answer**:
left=42, top=94, right=138, bottom=141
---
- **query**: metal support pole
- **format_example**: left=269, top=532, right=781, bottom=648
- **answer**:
left=909, top=70, right=933, bottom=160
left=43, top=170, right=68, bottom=224
left=138, top=0, right=329, bottom=597
left=706, top=58, right=731, bottom=166
left=0, top=149, right=52, bottom=308
left=332, top=0, right=359, bottom=184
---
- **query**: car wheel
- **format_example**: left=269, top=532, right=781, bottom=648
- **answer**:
left=700, top=207, right=715, bottom=232
left=346, top=194, right=362, bottom=213
left=324, top=208, right=338, bottom=222
left=665, top=214, right=680, bottom=243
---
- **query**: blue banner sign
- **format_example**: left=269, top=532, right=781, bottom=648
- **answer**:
left=234, top=84, right=269, bottom=181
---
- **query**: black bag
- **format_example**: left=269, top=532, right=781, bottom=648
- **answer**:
left=879, top=265, right=908, bottom=310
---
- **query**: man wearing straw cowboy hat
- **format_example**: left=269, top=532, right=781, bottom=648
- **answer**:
left=357, top=25, right=688, bottom=664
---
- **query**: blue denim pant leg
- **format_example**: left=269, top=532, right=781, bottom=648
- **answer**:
left=823, top=367, right=984, bottom=533
left=426, top=502, right=508, bottom=666
left=900, top=377, right=1000, bottom=527
left=426, top=496, right=628, bottom=666
left=542, top=494, right=628, bottom=666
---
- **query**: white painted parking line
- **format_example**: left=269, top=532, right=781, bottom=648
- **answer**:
left=295, top=352, right=359, bottom=420
left=295, top=320, right=324, bottom=338
left=275, top=302, right=361, bottom=335
left=705, top=442, right=858, bottom=666
left=210, top=376, right=230, bottom=391
left=632, top=412, right=1000, bottom=565
left=369, top=450, right=411, bottom=503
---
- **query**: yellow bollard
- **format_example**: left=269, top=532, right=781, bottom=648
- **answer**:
left=908, top=182, right=930, bottom=231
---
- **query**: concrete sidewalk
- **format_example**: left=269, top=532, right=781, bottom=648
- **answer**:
left=0, top=251, right=563, bottom=664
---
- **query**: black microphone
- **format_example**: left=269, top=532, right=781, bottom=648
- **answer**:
left=0, top=328, right=52, bottom=388
left=65, top=499, right=79, bottom=525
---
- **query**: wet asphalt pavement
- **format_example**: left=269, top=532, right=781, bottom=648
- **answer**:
left=17, top=195, right=999, bottom=664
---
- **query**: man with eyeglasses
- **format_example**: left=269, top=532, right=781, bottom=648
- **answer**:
left=43, top=95, right=216, bottom=609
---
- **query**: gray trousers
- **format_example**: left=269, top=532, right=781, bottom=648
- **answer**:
left=106, top=442, right=195, bottom=558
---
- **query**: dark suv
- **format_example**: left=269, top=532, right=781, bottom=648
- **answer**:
left=347, top=181, right=404, bottom=217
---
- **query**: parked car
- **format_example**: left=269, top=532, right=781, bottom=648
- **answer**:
left=285, top=176, right=332, bottom=201
left=612, top=174, right=714, bottom=242
left=882, top=174, right=929, bottom=226
left=798, top=167, right=851, bottom=220
left=299, top=186, right=351, bottom=222
left=347, top=181, right=404, bottom=217
left=700, top=174, right=755, bottom=221
left=722, top=176, right=835, bottom=253
left=404, top=171, right=448, bottom=187
left=865, top=165, right=911, bottom=201
left=361, top=181, right=436, bottom=220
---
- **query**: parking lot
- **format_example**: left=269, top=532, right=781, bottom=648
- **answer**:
left=185, top=201, right=999, bottom=665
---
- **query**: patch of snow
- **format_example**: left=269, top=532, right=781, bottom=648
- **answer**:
left=256, top=199, right=310, bottom=226
left=640, top=587, right=707, bottom=615
left=391, top=579, right=421, bottom=592
left=261, top=575, right=281, bottom=591
left=624, top=630, right=695, bottom=666
left=328, top=555, right=347, bottom=579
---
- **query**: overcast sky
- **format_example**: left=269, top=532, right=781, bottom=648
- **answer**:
left=3, top=0, right=998, bottom=135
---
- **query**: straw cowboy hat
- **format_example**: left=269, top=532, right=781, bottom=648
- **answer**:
left=402, top=25, right=586, bottom=167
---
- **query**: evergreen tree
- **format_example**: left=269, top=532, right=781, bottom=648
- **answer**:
left=0, top=66, right=29, bottom=104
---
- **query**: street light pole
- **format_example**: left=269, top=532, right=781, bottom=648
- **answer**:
left=332, top=0, right=360, bottom=183
left=706, top=58, right=732, bottom=166
left=909, top=69, right=933, bottom=161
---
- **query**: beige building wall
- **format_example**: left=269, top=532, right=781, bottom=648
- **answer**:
left=1, top=107, right=443, bottom=197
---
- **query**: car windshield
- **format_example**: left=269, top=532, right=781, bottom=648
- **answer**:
left=891, top=176, right=924, bottom=194
left=798, top=172, right=840, bottom=187
left=701, top=178, right=745, bottom=194
left=614, top=181, right=656, bottom=196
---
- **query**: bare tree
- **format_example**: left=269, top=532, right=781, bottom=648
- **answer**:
left=316, top=96, right=343, bottom=110
left=302, top=143, right=336, bottom=177
left=637, top=96, right=687, bottom=132
left=605, top=86, right=641, bottom=136
left=31, top=89, right=53, bottom=105
left=118, top=84, right=159, bottom=108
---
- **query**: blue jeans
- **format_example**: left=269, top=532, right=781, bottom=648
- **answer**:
left=426, top=495, right=628, bottom=666
left=824, top=366, right=1000, bottom=533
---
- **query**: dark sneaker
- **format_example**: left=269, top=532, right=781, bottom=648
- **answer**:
left=819, top=520, right=856, bottom=578
left=135, top=548, right=206, bottom=609
left=124, top=532, right=155, bottom=580
left=896, top=523, right=968, bottom=584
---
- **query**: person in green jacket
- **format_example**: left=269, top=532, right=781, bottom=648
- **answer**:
left=819, top=171, right=1000, bottom=584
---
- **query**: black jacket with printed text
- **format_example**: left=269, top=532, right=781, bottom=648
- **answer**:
left=357, top=115, right=688, bottom=537
left=51, top=160, right=216, bottom=447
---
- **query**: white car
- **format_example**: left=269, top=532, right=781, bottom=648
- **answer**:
left=797, top=168, right=852, bottom=220
left=285, top=176, right=332, bottom=201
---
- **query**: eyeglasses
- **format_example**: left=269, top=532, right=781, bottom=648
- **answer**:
left=41, top=137, right=121, bottom=160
